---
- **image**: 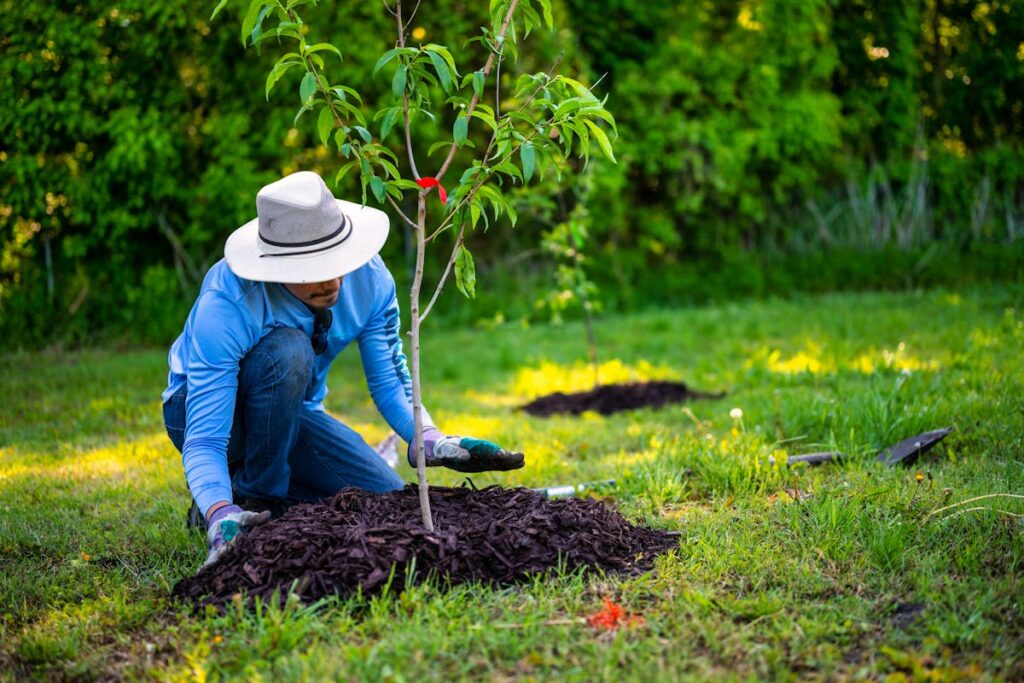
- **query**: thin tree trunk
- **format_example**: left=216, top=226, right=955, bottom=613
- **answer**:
left=43, top=234, right=54, bottom=306
left=410, top=193, right=434, bottom=531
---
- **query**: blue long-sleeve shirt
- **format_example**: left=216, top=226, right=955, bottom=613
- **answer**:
left=163, top=255, right=431, bottom=515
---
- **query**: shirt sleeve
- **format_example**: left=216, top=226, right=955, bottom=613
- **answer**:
left=182, top=291, right=257, bottom=517
left=356, top=268, right=433, bottom=442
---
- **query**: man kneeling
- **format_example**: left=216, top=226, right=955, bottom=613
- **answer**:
left=162, top=171, right=524, bottom=568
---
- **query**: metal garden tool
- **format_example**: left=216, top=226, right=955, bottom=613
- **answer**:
left=875, top=427, right=953, bottom=467
left=534, top=479, right=617, bottom=499
left=768, top=451, right=845, bottom=467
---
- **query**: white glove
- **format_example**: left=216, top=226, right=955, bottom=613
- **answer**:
left=201, top=504, right=271, bottom=570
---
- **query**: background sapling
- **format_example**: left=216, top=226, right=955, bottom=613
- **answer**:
left=537, top=169, right=603, bottom=388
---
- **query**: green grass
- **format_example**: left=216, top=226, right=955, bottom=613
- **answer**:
left=2, top=286, right=1022, bottom=681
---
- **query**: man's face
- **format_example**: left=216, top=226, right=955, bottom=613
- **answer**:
left=284, top=277, right=342, bottom=309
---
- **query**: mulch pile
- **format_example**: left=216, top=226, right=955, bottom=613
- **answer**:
left=173, top=485, right=677, bottom=608
left=521, top=380, right=724, bottom=417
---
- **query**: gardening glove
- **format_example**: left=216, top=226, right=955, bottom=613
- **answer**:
left=408, top=426, right=525, bottom=473
left=201, top=504, right=271, bottom=570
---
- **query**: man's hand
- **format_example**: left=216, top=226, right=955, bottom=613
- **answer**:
left=409, top=426, right=525, bottom=473
left=201, top=504, right=271, bottom=569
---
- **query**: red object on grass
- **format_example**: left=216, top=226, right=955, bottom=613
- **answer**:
left=415, top=177, right=448, bottom=204
left=586, top=598, right=645, bottom=630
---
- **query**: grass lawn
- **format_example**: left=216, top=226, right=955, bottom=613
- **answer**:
left=1, top=286, right=1022, bottom=681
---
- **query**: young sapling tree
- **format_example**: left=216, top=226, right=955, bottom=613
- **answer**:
left=537, top=170, right=603, bottom=388
left=214, top=0, right=617, bottom=530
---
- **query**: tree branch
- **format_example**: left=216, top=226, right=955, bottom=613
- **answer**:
left=434, top=0, right=521, bottom=183
left=424, top=111, right=560, bottom=245
left=396, top=0, right=421, bottom=179
left=386, top=195, right=419, bottom=229
left=420, top=224, right=465, bottom=323
left=406, top=0, right=423, bottom=27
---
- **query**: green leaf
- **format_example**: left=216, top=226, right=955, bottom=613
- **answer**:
left=425, top=50, right=453, bottom=93
left=519, top=1, right=541, bottom=37
left=454, top=245, right=476, bottom=299
left=372, top=143, right=400, bottom=164
left=293, top=97, right=318, bottom=126
left=583, top=119, right=616, bottom=162
left=520, top=142, right=536, bottom=183
left=307, top=43, right=343, bottom=62
left=570, top=120, right=589, bottom=156
left=359, top=157, right=371, bottom=204
left=554, top=98, right=581, bottom=120
left=453, top=115, right=468, bottom=145
left=250, top=4, right=271, bottom=46
left=377, top=157, right=401, bottom=180
left=390, top=179, right=422, bottom=191
left=579, top=105, right=618, bottom=134
left=556, top=76, right=595, bottom=100
left=536, top=0, right=554, bottom=28
left=317, top=107, right=334, bottom=146
left=370, top=175, right=385, bottom=203
left=334, top=161, right=358, bottom=186
left=494, top=160, right=523, bottom=183
left=428, top=140, right=452, bottom=156
left=211, top=0, right=230, bottom=21
left=240, top=0, right=264, bottom=46
left=468, top=109, right=497, bottom=132
left=265, top=60, right=300, bottom=100
left=331, top=85, right=363, bottom=103
left=424, top=44, right=459, bottom=75
left=380, top=108, right=399, bottom=140
left=392, top=64, right=407, bottom=99
left=300, top=72, right=318, bottom=104
left=472, top=70, right=485, bottom=99
left=354, top=126, right=373, bottom=143
left=373, top=48, right=401, bottom=76
left=335, top=99, right=367, bottom=127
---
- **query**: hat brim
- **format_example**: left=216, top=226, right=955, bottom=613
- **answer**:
left=224, top=199, right=389, bottom=284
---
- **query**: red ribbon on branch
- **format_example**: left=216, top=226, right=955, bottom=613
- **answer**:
left=415, top=177, right=448, bottom=205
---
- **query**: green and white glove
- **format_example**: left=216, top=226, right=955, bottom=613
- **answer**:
left=202, top=504, right=271, bottom=569
left=409, top=427, right=525, bottom=473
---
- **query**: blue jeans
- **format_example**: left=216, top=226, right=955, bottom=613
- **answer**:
left=163, top=327, right=405, bottom=508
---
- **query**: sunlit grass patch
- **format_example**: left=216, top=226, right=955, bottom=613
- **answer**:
left=746, top=340, right=836, bottom=375
left=746, top=341, right=942, bottom=377
left=1, top=433, right=177, bottom=487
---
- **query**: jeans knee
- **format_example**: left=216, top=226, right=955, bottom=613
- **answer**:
left=242, top=327, right=314, bottom=395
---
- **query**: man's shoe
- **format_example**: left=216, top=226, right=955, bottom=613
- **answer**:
left=186, top=500, right=207, bottom=532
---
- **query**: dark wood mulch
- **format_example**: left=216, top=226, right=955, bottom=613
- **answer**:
left=520, top=380, right=724, bottom=417
left=172, top=485, right=678, bottom=608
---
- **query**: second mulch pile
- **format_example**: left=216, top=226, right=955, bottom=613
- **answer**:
left=173, top=485, right=677, bottom=608
left=521, top=380, right=723, bottom=417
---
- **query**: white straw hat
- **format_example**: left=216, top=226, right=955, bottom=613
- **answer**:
left=224, top=171, right=389, bottom=283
